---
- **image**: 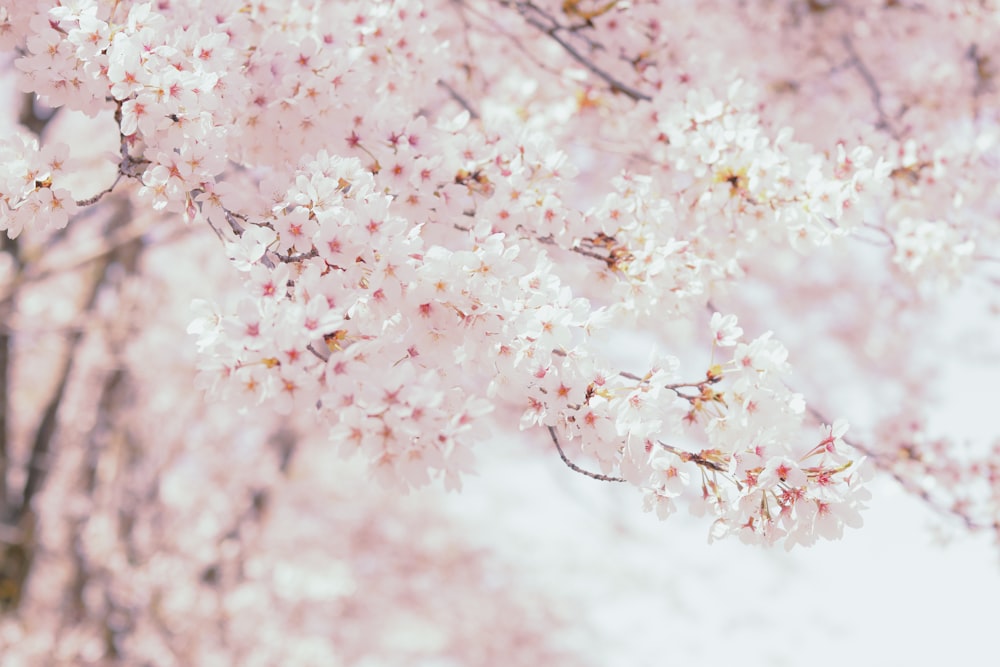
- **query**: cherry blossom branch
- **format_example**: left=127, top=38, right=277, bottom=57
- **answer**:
left=0, top=235, right=13, bottom=521
left=5, top=265, right=114, bottom=609
left=519, top=0, right=605, bottom=47
left=0, top=218, right=171, bottom=310
left=619, top=369, right=722, bottom=405
left=858, top=221, right=896, bottom=248
left=506, top=0, right=651, bottom=101
left=841, top=34, right=900, bottom=139
left=971, top=253, right=1000, bottom=270
left=437, top=80, right=481, bottom=119
left=18, top=92, right=59, bottom=138
left=274, top=248, right=319, bottom=263
left=223, top=208, right=247, bottom=235
left=6, top=200, right=144, bottom=614
left=1, top=237, right=24, bottom=610
left=73, top=110, right=149, bottom=209
left=18, top=370, right=74, bottom=524
left=456, top=0, right=568, bottom=83
left=805, top=405, right=994, bottom=534
left=967, top=44, right=993, bottom=98
left=15, top=201, right=133, bottom=524
left=0, top=340, right=8, bottom=518
left=535, top=232, right=633, bottom=272
left=657, top=441, right=731, bottom=476
left=307, top=343, right=330, bottom=362
left=547, top=426, right=625, bottom=483
left=74, top=172, right=124, bottom=207
left=879, top=459, right=989, bottom=533
left=1, top=92, right=58, bottom=521
left=66, top=367, right=129, bottom=628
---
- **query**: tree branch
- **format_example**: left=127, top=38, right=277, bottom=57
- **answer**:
left=16, top=201, right=134, bottom=524
left=0, top=216, right=165, bottom=311
left=18, top=92, right=59, bottom=138
left=75, top=172, right=125, bottom=207
left=841, top=34, right=900, bottom=139
left=511, top=1, right=651, bottom=102
left=547, top=425, right=625, bottom=482
left=437, top=79, right=481, bottom=119
left=0, top=236, right=15, bottom=519
left=804, top=404, right=991, bottom=534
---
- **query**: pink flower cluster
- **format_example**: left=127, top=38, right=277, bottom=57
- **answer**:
left=0, top=132, right=75, bottom=238
left=6, top=0, right=1000, bottom=550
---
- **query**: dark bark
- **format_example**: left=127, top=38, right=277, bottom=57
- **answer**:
left=2, top=200, right=139, bottom=615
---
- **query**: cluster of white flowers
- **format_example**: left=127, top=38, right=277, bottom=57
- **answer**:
left=26, top=0, right=994, bottom=549
left=0, top=132, right=76, bottom=238
left=892, top=217, right=975, bottom=286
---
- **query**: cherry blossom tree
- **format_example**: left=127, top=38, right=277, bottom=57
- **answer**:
left=1, top=0, right=999, bottom=662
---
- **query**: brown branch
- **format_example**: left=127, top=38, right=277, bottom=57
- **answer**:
left=2, top=257, right=113, bottom=611
left=274, top=247, right=319, bottom=263
left=510, top=1, right=651, bottom=102
left=19, top=288, right=103, bottom=522
left=437, top=79, right=481, bottom=119
left=16, top=201, right=135, bottom=524
left=0, top=236, right=15, bottom=521
left=18, top=92, right=59, bottom=138
left=572, top=245, right=617, bottom=265
left=617, top=369, right=719, bottom=398
left=75, top=172, right=124, bottom=207
left=547, top=425, right=625, bottom=482
left=658, top=441, right=730, bottom=475
left=535, top=233, right=625, bottom=269
left=0, top=217, right=166, bottom=310
left=841, top=34, right=900, bottom=139
left=67, top=354, right=132, bottom=638
left=223, top=207, right=246, bottom=235
left=5, top=201, right=144, bottom=615
left=61, top=233, right=140, bottom=648
left=456, top=0, right=567, bottom=83
left=968, top=44, right=994, bottom=98
left=804, top=405, right=991, bottom=533
left=307, top=342, right=330, bottom=362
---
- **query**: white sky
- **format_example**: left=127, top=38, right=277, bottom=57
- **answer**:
left=434, top=435, right=1000, bottom=667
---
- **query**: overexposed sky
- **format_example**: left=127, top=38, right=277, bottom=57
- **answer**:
left=436, top=433, right=1000, bottom=667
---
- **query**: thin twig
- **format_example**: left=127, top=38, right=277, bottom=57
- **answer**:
left=658, top=441, right=729, bottom=475
left=306, top=343, right=330, bottom=362
left=841, top=34, right=899, bottom=139
left=514, top=1, right=651, bottom=102
left=547, top=425, right=625, bottom=482
left=223, top=208, right=246, bottom=235
left=75, top=172, right=124, bottom=207
left=437, top=80, right=481, bottom=119
left=457, top=0, right=566, bottom=83
left=804, top=404, right=988, bottom=532
left=16, top=202, right=133, bottom=523
left=18, top=92, right=58, bottom=137
left=0, top=235, right=14, bottom=518
left=274, top=248, right=319, bottom=263
left=0, top=219, right=169, bottom=309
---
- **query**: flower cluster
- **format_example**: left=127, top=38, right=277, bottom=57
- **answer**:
left=546, top=313, right=871, bottom=548
left=0, top=131, right=76, bottom=238
left=189, top=151, right=495, bottom=492
left=9, top=0, right=1000, bottom=552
